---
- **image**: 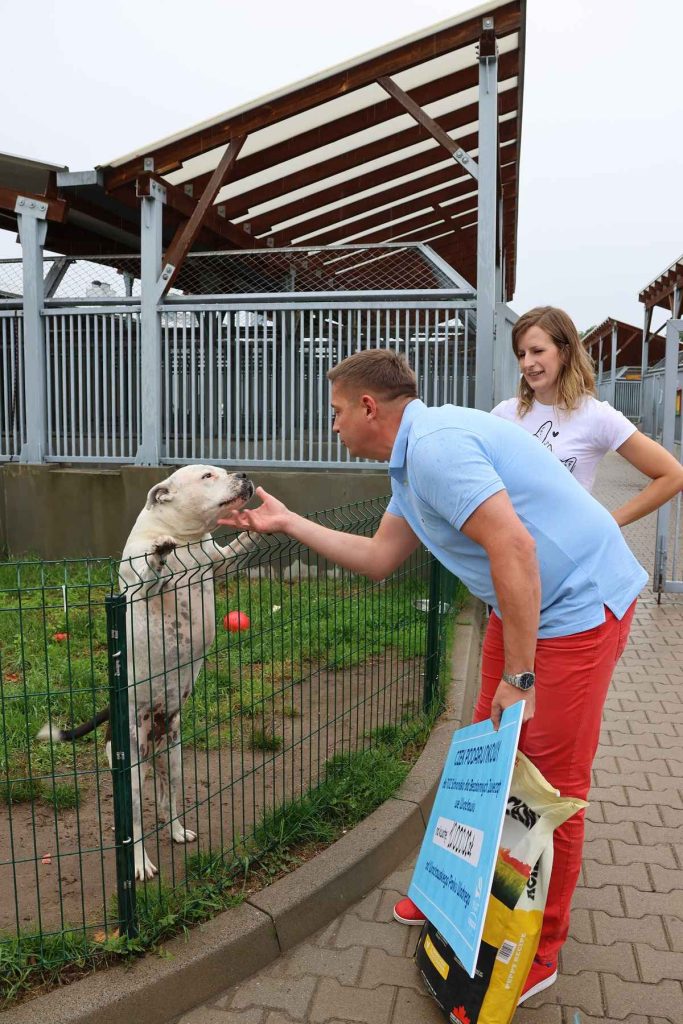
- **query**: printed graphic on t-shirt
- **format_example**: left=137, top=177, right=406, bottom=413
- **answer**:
left=533, top=421, right=577, bottom=475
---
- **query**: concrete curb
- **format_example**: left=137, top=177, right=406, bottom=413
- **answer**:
left=2, top=597, right=484, bottom=1024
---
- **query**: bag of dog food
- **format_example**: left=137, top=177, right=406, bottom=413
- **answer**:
left=415, top=752, right=586, bottom=1024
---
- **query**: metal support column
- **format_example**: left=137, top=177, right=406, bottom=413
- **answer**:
left=610, top=322, right=618, bottom=406
left=653, top=319, right=683, bottom=597
left=136, top=178, right=167, bottom=465
left=640, top=306, right=653, bottom=417
left=474, top=17, right=498, bottom=412
left=16, top=197, right=48, bottom=463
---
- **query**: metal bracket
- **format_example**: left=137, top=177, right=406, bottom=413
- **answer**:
left=157, top=263, right=176, bottom=298
left=143, top=157, right=155, bottom=172
left=14, top=196, right=48, bottom=220
left=148, top=179, right=167, bottom=203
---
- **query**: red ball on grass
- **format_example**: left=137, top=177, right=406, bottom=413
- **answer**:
left=223, top=610, right=250, bottom=632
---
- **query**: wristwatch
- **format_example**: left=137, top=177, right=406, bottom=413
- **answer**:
left=502, top=670, right=535, bottom=690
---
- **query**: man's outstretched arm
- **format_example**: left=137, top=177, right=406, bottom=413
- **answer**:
left=219, top=487, right=421, bottom=581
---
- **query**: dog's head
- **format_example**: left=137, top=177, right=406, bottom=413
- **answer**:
left=145, top=466, right=254, bottom=536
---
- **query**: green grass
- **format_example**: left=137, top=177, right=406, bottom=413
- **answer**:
left=0, top=713, right=440, bottom=1007
left=0, top=557, right=433, bottom=805
left=249, top=727, right=283, bottom=752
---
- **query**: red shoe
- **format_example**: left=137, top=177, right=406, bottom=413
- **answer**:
left=518, top=956, right=558, bottom=1004
left=393, top=897, right=427, bottom=925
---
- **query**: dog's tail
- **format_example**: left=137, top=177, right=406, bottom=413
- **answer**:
left=37, top=707, right=110, bottom=743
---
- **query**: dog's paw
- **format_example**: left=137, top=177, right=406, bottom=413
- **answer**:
left=171, top=825, right=197, bottom=844
left=150, top=536, right=176, bottom=562
left=135, top=851, right=158, bottom=880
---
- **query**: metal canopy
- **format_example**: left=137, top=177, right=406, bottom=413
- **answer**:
left=0, top=0, right=525, bottom=300
left=583, top=317, right=665, bottom=371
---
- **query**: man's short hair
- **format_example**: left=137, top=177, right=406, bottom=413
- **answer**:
left=327, top=349, right=418, bottom=401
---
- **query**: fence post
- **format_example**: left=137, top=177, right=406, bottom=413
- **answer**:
left=15, top=197, right=48, bottom=463
left=424, top=556, right=443, bottom=711
left=105, top=592, right=138, bottom=938
left=474, top=17, right=498, bottom=413
left=136, top=176, right=166, bottom=465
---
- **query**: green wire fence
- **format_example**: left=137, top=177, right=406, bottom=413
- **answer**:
left=0, top=496, right=458, bottom=998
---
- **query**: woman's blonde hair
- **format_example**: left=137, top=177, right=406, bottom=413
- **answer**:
left=511, top=306, right=596, bottom=416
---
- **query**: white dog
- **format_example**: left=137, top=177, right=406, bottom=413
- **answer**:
left=38, top=465, right=254, bottom=880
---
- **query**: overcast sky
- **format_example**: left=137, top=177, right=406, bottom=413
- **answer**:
left=2, top=0, right=681, bottom=332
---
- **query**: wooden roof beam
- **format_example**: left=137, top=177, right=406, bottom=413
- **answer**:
left=103, top=3, right=521, bottom=191
left=377, top=75, right=478, bottom=181
left=221, top=111, right=518, bottom=224
left=0, top=187, right=67, bottom=223
left=135, top=172, right=255, bottom=251
left=291, top=181, right=503, bottom=248
left=250, top=142, right=517, bottom=241
left=160, top=136, right=247, bottom=292
left=342, top=201, right=479, bottom=247
left=179, top=50, right=519, bottom=198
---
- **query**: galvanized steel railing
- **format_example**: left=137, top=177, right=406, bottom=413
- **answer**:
left=160, top=303, right=476, bottom=467
left=0, top=300, right=477, bottom=466
left=0, top=312, right=25, bottom=459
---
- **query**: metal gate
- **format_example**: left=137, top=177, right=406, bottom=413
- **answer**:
left=654, top=319, right=683, bottom=596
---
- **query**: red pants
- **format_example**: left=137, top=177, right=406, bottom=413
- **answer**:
left=473, top=601, right=636, bottom=960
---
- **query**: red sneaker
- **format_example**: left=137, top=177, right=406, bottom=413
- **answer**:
left=393, top=897, right=427, bottom=926
left=518, top=956, right=558, bottom=1004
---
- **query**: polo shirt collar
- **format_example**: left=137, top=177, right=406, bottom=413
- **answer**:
left=389, top=399, right=426, bottom=470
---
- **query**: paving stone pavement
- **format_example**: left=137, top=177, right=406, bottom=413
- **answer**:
left=177, top=454, right=683, bottom=1024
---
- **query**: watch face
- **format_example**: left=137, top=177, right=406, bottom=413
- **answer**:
left=517, top=672, right=535, bottom=690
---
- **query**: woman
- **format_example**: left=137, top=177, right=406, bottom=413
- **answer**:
left=490, top=305, right=683, bottom=526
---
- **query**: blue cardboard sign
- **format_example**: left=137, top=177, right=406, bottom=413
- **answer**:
left=408, top=702, right=524, bottom=977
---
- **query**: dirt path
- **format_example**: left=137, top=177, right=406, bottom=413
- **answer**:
left=1, top=652, right=422, bottom=938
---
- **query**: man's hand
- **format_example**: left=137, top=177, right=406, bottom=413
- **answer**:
left=218, top=487, right=290, bottom=534
left=490, top=681, right=535, bottom=732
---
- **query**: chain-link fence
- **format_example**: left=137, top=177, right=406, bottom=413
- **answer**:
left=0, top=244, right=476, bottom=466
left=0, top=497, right=460, bottom=1001
left=0, top=245, right=469, bottom=302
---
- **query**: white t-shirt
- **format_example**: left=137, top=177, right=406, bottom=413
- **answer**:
left=490, top=396, right=637, bottom=493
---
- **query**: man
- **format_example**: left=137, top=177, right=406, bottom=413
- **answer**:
left=220, top=349, right=646, bottom=1004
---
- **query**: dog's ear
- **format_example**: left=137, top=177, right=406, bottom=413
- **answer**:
left=146, top=483, right=174, bottom=509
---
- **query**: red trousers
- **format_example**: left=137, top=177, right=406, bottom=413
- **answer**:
left=473, top=601, right=636, bottom=960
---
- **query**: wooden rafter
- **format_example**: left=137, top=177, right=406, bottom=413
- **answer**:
left=161, top=136, right=247, bottom=291
left=135, top=173, right=254, bottom=250
left=103, top=3, right=522, bottom=192
left=254, top=98, right=516, bottom=243
left=288, top=182, right=492, bottom=249
left=180, top=51, right=519, bottom=201
left=219, top=112, right=518, bottom=224
left=0, top=187, right=67, bottom=223
left=275, top=180, right=478, bottom=247
left=377, top=75, right=478, bottom=178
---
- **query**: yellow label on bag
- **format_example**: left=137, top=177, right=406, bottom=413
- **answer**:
left=424, top=933, right=450, bottom=980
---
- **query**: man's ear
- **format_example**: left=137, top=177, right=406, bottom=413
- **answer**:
left=145, top=482, right=174, bottom=509
left=360, top=394, right=378, bottom=418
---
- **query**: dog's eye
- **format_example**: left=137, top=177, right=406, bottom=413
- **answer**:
left=202, top=472, right=213, bottom=480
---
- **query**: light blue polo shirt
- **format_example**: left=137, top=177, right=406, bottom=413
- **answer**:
left=386, top=400, right=647, bottom=638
